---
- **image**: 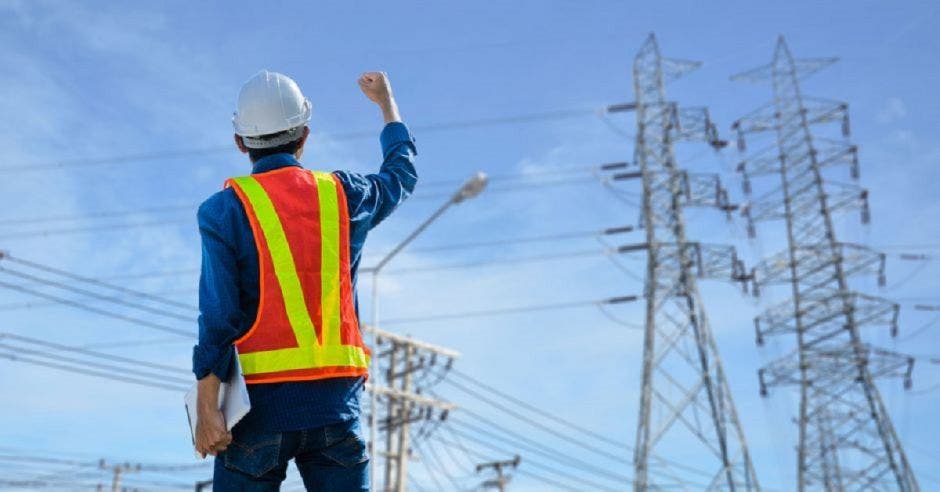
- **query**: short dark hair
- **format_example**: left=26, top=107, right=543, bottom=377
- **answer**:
left=245, top=128, right=305, bottom=161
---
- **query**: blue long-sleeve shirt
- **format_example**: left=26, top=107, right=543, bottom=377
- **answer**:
left=193, top=122, right=417, bottom=432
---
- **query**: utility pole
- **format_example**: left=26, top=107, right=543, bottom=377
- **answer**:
left=476, top=455, right=520, bottom=492
left=606, top=34, right=759, bottom=491
left=731, top=36, right=919, bottom=491
left=365, top=326, right=457, bottom=492
left=98, top=460, right=139, bottom=492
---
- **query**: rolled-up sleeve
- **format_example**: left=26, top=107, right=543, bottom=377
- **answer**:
left=192, top=194, right=243, bottom=381
left=334, top=122, right=418, bottom=229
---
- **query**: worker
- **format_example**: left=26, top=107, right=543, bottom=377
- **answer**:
left=192, top=70, right=417, bottom=490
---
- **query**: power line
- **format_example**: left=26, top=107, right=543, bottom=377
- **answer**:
left=438, top=372, right=713, bottom=480
left=434, top=431, right=612, bottom=492
left=435, top=434, right=583, bottom=492
left=2, top=254, right=195, bottom=311
left=373, top=224, right=635, bottom=256
left=447, top=369, right=630, bottom=452
left=0, top=343, right=189, bottom=388
left=0, top=203, right=195, bottom=226
left=0, top=278, right=191, bottom=337
left=908, top=380, right=940, bottom=396
left=405, top=472, right=430, bottom=492
left=381, top=295, right=638, bottom=325
left=81, top=336, right=192, bottom=349
left=408, top=434, right=451, bottom=492
left=0, top=107, right=599, bottom=174
left=0, top=178, right=603, bottom=239
left=887, top=257, right=934, bottom=291
left=898, top=312, right=940, bottom=342
left=0, top=349, right=188, bottom=392
left=0, top=169, right=615, bottom=240
left=0, top=333, right=189, bottom=376
left=378, top=248, right=612, bottom=275
left=0, top=287, right=195, bottom=312
left=0, top=452, right=209, bottom=491
left=443, top=428, right=622, bottom=492
left=0, top=267, right=194, bottom=323
left=421, top=438, right=471, bottom=491
left=1, top=217, right=191, bottom=239
left=450, top=415, right=631, bottom=483
left=56, top=225, right=636, bottom=284
left=417, top=163, right=603, bottom=190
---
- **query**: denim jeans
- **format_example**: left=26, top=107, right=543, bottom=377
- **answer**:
left=213, top=418, right=369, bottom=491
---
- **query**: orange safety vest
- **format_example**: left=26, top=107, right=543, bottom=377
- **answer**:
left=224, top=167, right=370, bottom=384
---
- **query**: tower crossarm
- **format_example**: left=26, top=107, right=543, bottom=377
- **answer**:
left=737, top=138, right=858, bottom=190
left=757, top=344, right=912, bottom=397
left=750, top=243, right=886, bottom=293
left=754, top=293, right=900, bottom=346
left=742, top=181, right=870, bottom=240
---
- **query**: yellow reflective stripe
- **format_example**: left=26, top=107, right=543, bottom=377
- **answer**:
left=313, top=171, right=342, bottom=348
left=230, top=176, right=316, bottom=348
left=239, top=344, right=369, bottom=374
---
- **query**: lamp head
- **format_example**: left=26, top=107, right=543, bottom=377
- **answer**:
left=453, top=171, right=488, bottom=203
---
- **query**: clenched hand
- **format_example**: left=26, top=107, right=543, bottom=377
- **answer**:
left=358, top=71, right=401, bottom=124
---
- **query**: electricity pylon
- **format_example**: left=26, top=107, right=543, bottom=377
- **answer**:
left=609, top=34, right=759, bottom=491
left=731, top=36, right=918, bottom=491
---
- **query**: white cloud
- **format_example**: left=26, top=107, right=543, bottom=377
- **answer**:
left=877, top=97, right=908, bottom=124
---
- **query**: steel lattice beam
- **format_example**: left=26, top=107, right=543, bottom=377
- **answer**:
left=732, top=37, right=919, bottom=491
left=624, top=34, right=760, bottom=491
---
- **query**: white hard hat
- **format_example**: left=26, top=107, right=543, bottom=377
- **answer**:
left=233, top=70, right=312, bottom=148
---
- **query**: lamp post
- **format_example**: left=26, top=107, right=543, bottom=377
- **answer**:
left=367, top=172, right=487, bottom=492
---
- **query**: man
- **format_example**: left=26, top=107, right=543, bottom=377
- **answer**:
left=192, top=69, right=417, bottom=490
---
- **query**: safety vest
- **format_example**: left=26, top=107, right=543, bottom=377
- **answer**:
left=224, top=167, right=370, bottom=384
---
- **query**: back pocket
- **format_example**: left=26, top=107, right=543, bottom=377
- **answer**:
left=321, top=431, right=368, bottom=468
left=223, top=427, right=283, bottom=478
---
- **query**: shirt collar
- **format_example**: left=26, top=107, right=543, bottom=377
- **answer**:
left=251, top=153, right=302, bottom=174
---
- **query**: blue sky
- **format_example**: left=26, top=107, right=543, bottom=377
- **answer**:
left=0, top=0, right=938, bottom=490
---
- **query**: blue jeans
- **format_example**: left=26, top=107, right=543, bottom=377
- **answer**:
left=213, top=418, right=369, bottom=491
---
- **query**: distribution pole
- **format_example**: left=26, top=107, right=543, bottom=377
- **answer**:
left=731, top=36, right=918, bottom=491
left=365, top=326, right=458, bottom=492
left=476, top=455, right=520, bottom=492
left=609, top=34, right=759, bottom=491
left=99, top=460, right=139, bottom=492
left=394, top=343, right=415, bottom=491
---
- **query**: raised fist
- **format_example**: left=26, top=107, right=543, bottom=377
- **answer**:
left=358, top=71, right=394, bottom=107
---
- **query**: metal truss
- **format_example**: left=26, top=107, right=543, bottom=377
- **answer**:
left=731, top=37, right=919, bottom=491
left=611, top=34, right=760, bottom=491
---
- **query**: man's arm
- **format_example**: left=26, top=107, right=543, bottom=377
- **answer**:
left=192, top=195, right=241, bottom=456
left=336, top=72, right=417, bottom=229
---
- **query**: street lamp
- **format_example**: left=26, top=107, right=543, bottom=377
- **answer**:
left=366, top=171, right=487, bottom=491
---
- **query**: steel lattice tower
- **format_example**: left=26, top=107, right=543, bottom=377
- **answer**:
left=731, top=37, right=918, bottom=491
left=621, top=34, right=760, bottom=491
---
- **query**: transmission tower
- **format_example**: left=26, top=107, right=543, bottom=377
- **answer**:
left=731, top=36, right=918, bottom=491
left=607, top=34, right=759, bottom=491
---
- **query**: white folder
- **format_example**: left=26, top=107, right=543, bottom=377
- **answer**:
left=184, top=351, right=251, bottom=458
